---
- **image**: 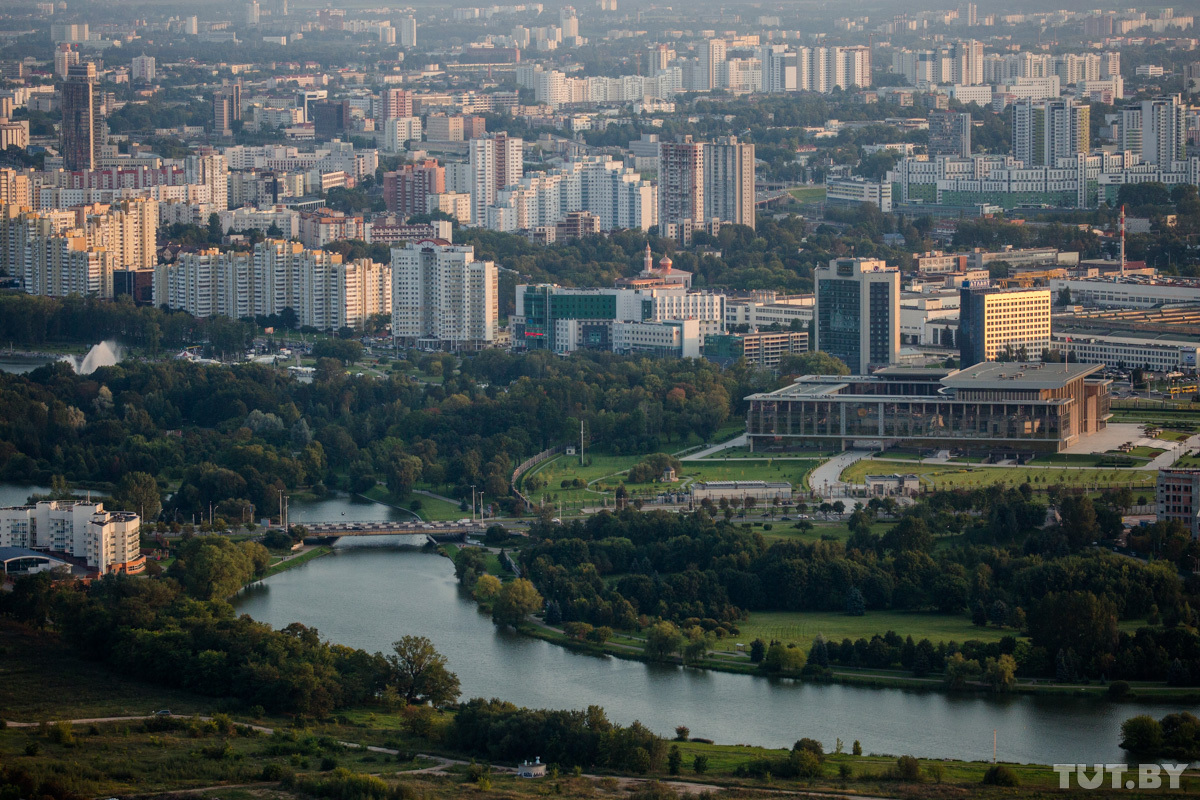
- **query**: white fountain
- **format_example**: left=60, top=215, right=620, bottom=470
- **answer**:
left=61, top=341, right=124, bottom=375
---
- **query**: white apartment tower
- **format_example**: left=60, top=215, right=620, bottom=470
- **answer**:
left=391, top=240, right=498, bottom=349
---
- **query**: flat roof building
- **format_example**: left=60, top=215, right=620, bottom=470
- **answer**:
left=746, top=362, right=1111, bottom=455
left=1158, top=469, right=1200, bottom=538
left=691, top=481, right=793, bottom=502
left=814, top=258, right=900, bottom=375
left=959, top=286, right=1052, bottom=367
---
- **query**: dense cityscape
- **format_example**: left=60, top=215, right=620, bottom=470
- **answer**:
left=4, top=0, right=1200, bottom=796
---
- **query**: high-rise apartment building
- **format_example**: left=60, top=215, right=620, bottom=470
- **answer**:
left=958, top=286, right=1052, bottom=367
left=814, top=257, right=900, bottom=374
left=658, top=135, right=704, bottom=238
left=701, top=38, right=726, bottom=91
left=928, top=111, right=972, bottom=157
left=1012, top=98, right=1089, bottom=167
left=54, top=44, right=78, bottom=78
left=131, top=55, right=156, bottom=82
left=399, top=15, right=417, bottom=47
left=1140, top=95, right=1186, bottom=166
left=313, top=100, right=351, bottom=140
left=380, top=88, right=413, bottom=120
left=391, top=240, right=498, bottom=349
left=213, top=83, right=242, bottom=138
left=62, top=62, right=103, bottom=171
left=760, top=45, right=797, bottom=92
left=467, top=134, right=523, bottom=225
left=703, top=136, right=755, bottom=230
left=559, top=6, right=579, bottom=38
left=383, top=160, right=446, bottom=219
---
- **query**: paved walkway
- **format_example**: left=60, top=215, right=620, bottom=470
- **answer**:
left=807, top=450, right=872, bottom=498
left=681, top=434, right=747, bottom=461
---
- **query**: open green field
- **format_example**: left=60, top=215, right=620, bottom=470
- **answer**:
left=523, top=452, right=821, bottom=511
left=842, top=459, right=1155, bottom=490
left=361, top=486, right=465, bottom=521
left=710, top=609, right=1012, bottom=654
left=789, top=185, right=827, bottom=203
left=756, top=519, right=891, bottom=544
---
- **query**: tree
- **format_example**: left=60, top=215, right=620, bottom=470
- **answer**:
left=473, top=573, right=502, bottom=604
left=749, top=638, right=766, bottom=663
left=1027, top=591, right=1118, bottom=676
left=1120, top=715, right=1164, bottom=755
left=168, top=536, right=263, bottom=600
left=808, top=634, right=830, bottom=668
left=693, top=755, right=708, bottom=774
left=112, top=471, right=162, bottom=521
left=387, top=635, right=461, bottom=707
left=983, top=654, right=1017, bottom=692
left=645, top=621, right=683, bottom=661
left=674, top=726, right=690, bottom=741
left=943, top=653, right=981, bottom=689
left=777, top=351, right=850, bottom=377
left=667, top=745, right=682, bottom=775
left=386, top=454, right=424, bottom=498
left=207, top=212, right=223, bottom=243
left=762, top=642, right=806, bottom=673
left=845, top=587, right=866, bottom=616
left=492, top=578, right=543, bottom=627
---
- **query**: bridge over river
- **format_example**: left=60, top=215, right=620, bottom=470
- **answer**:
left=302, top=520, right=486, bottom=545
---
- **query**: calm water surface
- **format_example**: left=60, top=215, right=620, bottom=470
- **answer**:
left=234, top=544, right=1189, bottom=764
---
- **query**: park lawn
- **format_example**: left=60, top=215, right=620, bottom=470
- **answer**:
left=710, top=609, right=1012, bottom=654
left=360, top=485, right=465, bottom=521
left=758, top=519, right=891, bottom=544
left=840, top=459, right=1155, bottom=490
left=788, top=185, right=827, bottom=203
left=1157, top=429, right=1194, bottom=441
left=1125, top=446, right=1166, bottom=458
left=684, top=459, right=820, bottom=486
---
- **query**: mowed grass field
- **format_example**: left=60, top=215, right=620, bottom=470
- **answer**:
left=523, top=453, right=822, bottom=508
left=788, top=185, right=827, bottom=203
left=840, top=459, right=1155, bottom=490
left=709, top=610, right=1011, bottom=654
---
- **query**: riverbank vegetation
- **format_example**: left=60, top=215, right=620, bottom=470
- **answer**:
left=481, top=491, right=1200, bottom=690
left=2, top=618, right=1183, bottom=800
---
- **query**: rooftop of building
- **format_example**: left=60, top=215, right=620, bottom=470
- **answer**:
left=0, top=546, right=72, bottom=566
left=750, top=362, right=1106, bottom=400
left=940, top=361, right=1104, bottom=390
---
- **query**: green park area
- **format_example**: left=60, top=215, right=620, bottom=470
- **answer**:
left=520, top=452, right=822, bottom=512
left=788, top=185, right=827, bottom=204
left=841, top=458, right=1155, bottom=491
left=708, top=609, right=1012, bottom=655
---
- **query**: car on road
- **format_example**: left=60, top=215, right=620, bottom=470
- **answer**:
left=154, top=709, right=172, bottom=716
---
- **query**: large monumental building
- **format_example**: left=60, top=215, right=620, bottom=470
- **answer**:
left=391, top=239, right=497, bottom=349
left=745, top=362, right=1112, bottom=456
left=814, top=258, right=900, bottom=374
left=958, top=286, right=1052, bottom=367
left=61, top=62, right=104, bottom=171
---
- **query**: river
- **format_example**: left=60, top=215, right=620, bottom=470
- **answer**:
left=233, top=543, right=1181, bottom=765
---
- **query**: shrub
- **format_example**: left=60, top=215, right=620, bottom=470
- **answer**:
left=48, top=721, right=75, bottom=747
left=895, top=755, right=921, bottom=782
left=1108, top=680, right=1132, bottom=699
left=982, top=765, right=1020, bottom=786
left=261, top=763, right=294, bottom=781
left=693, top=755, right=709, bottom=774
left=24, top=742, right=40, bottom=756
left=320, top=756, right=339, bottom=771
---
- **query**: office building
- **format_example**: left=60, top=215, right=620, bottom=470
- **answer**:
left=383, top=159, right=446, bottom=219
left=1157, top=469, right=1200, bottom=538
left=704, top=331, right=809, bottom=368
left=1012, top=98, right=1089, bottom=167
left=703, top=136, right=755, bottom=230
left=391, top=240, right=497, bottom=349
left=928, top=111, right=972, bottom=157
left=814, top=257, right=900, bottom=374
left=61, top=62, right=103, bottom=171
left=213, top=84, right=242, bottom=138
left=958, top=286, right=1051, bottom=367
left=313, top=100, right=351, bottom=140
left=0, top=500, right=142, bottom=574
left=745, top=362, right=1112, bottom=455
